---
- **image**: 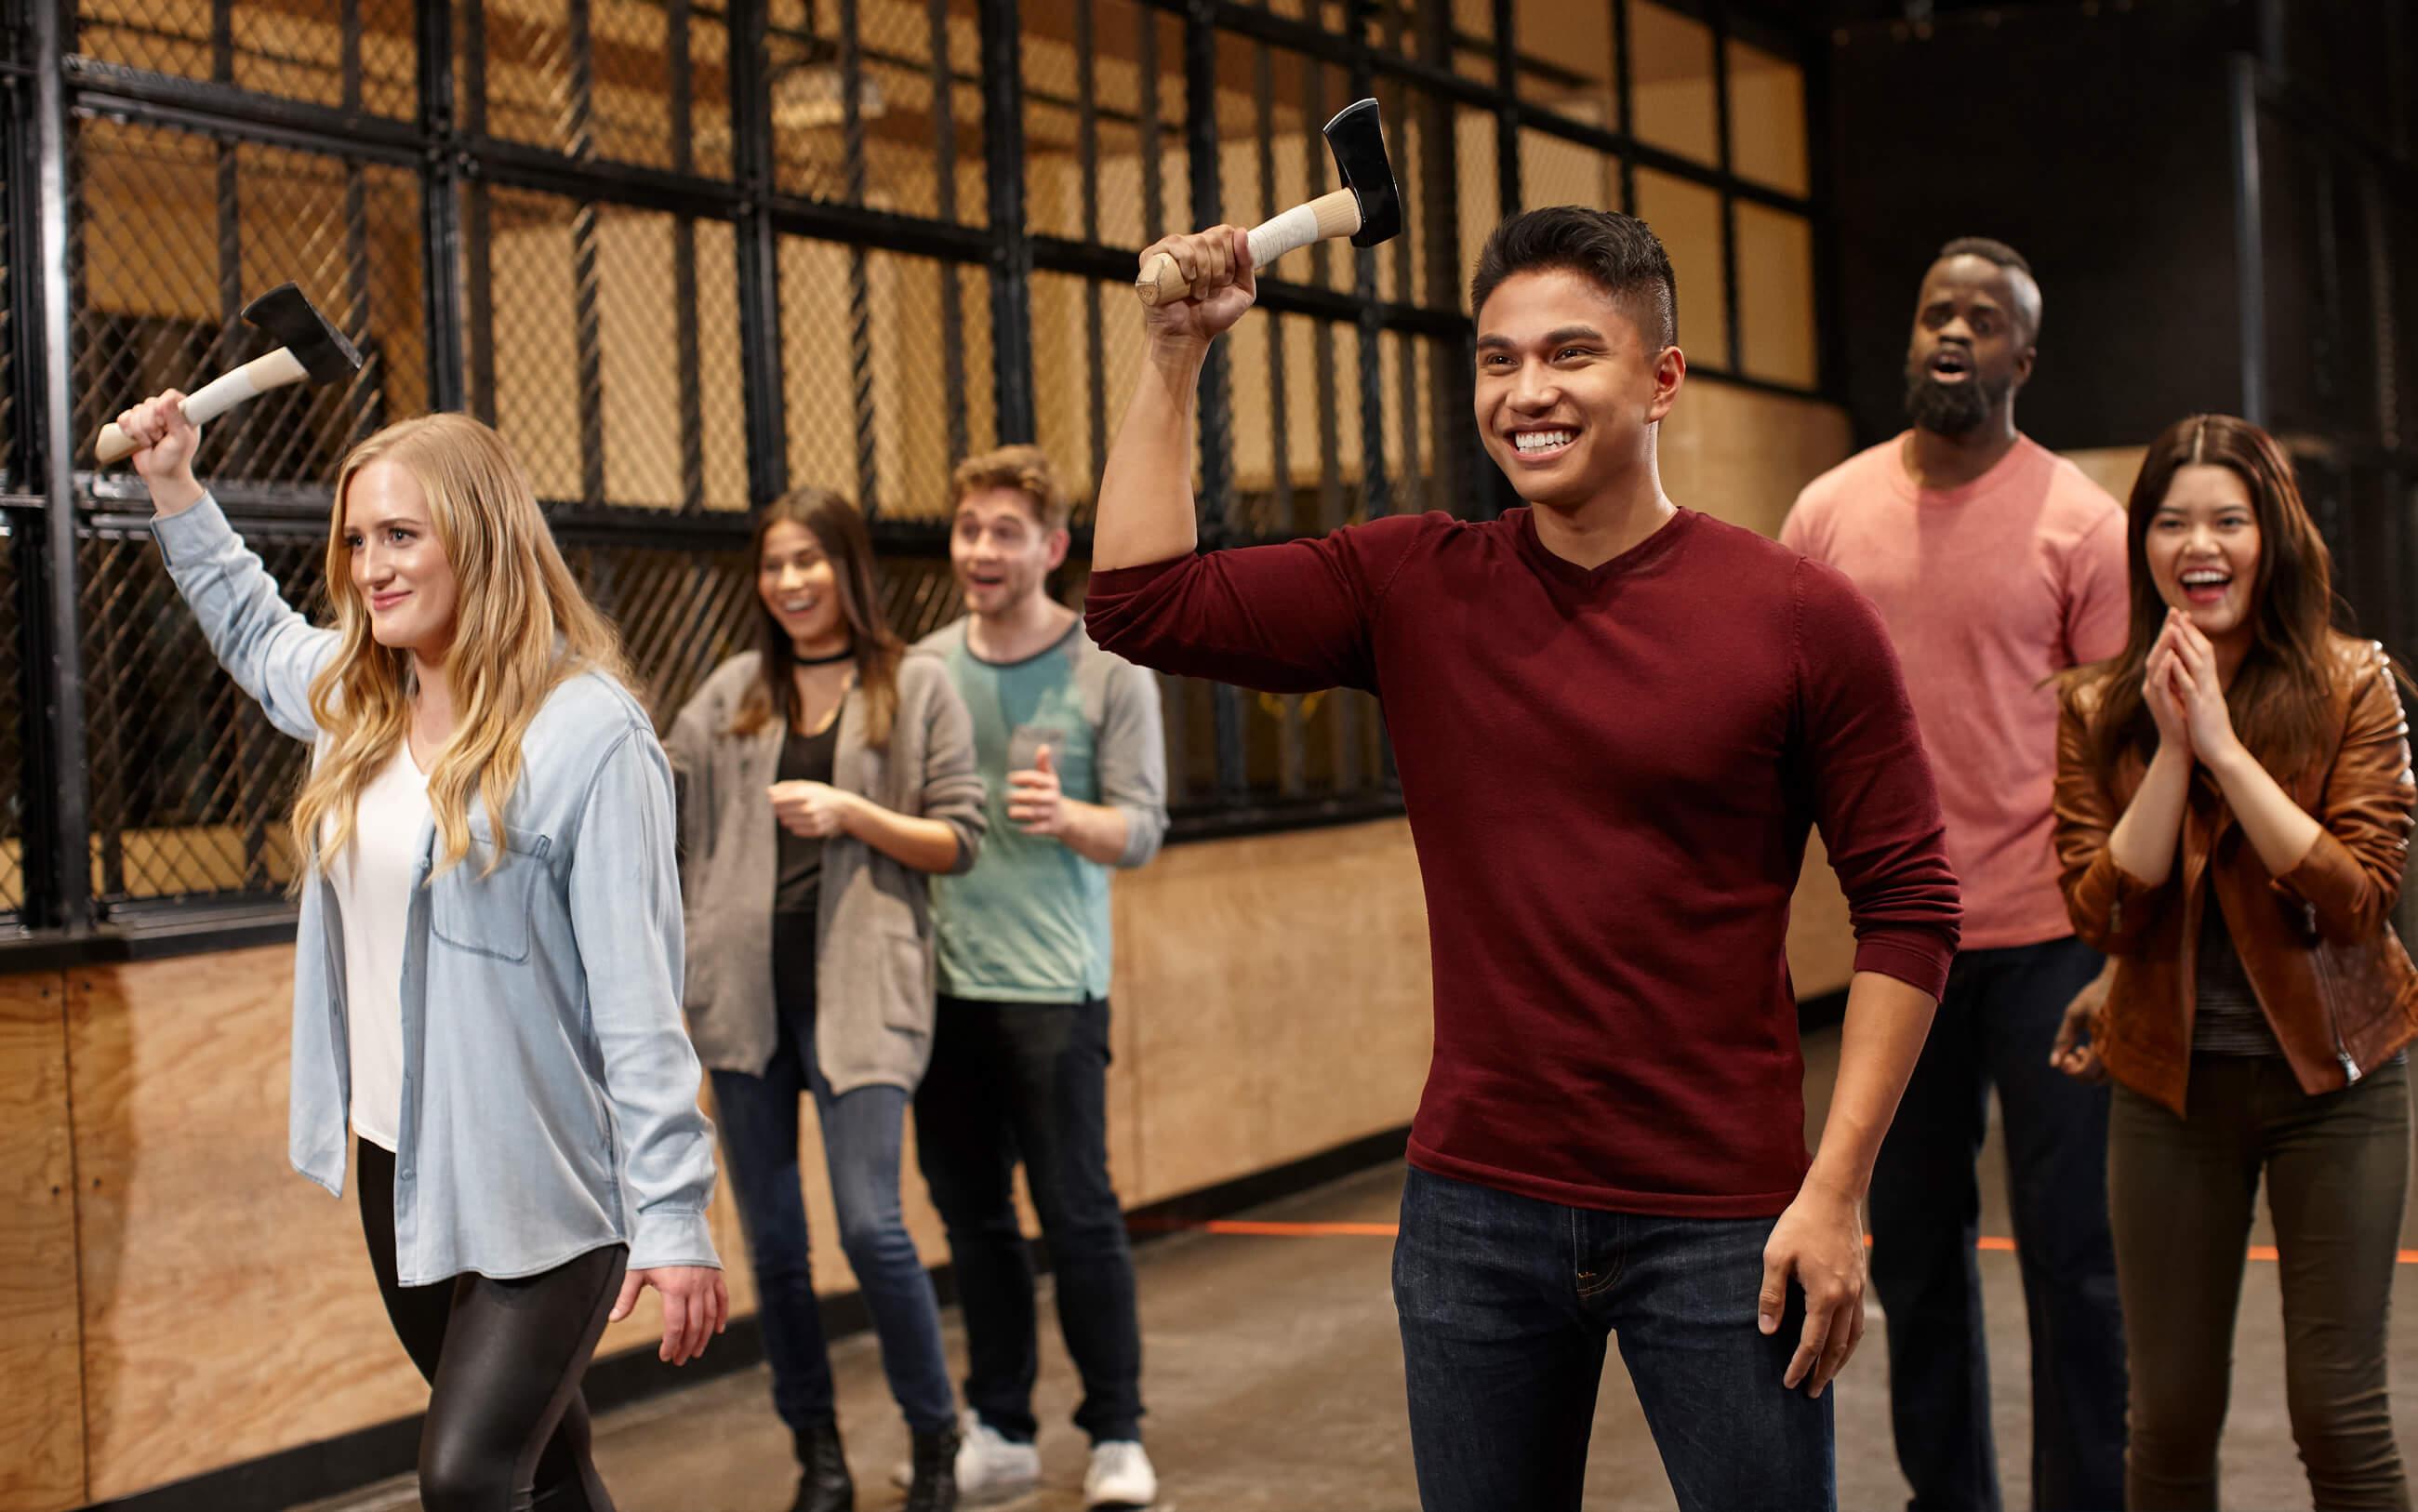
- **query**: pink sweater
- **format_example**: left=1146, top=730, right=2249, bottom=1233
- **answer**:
left=1783, top=434, right=2128, bottom=950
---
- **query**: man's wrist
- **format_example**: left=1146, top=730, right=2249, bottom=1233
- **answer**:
left=1799, top=1161, right=1867, bottom=1207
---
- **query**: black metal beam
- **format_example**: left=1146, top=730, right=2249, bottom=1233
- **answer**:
left=729, top=0, right=788, bottom=504
left=62, top=60, right=424, bottom=162
left=1711, top=5, right=1743, bottom=377
left=979, top=0, right=1036, bottom=442
left=418, top=0, right=466, bottom=413
left=2229, top=53, right=2268, bottom=428
left=32, top=0, right=91, bottom=934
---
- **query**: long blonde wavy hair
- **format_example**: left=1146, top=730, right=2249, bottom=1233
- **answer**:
left=291, top=413, right=629, bottom=879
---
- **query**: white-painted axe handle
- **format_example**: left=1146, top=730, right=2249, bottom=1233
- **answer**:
left=93, top=347, right=312, bottom=466
left=1135, top=189, right=1362, bottom=308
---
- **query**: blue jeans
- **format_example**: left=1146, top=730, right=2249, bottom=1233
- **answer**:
left=710, top=914, right=956, bottom=1437
left=1393, top=1166, right=1833, bottom=1512
left=1867, top=935, right=2127, bottom=1512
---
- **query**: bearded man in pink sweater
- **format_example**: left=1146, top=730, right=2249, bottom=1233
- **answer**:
left=1782, top=237, right=2129, bottom=1512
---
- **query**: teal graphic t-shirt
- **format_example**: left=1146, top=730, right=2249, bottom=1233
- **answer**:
left=922, top=617, right=1168, bottom=1001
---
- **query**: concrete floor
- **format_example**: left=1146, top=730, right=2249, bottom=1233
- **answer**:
left=301, top=1025, right=2418, bottom=1512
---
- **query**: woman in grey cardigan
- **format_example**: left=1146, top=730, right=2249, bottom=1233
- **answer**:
left=668, top=488, right=986, bottom=1512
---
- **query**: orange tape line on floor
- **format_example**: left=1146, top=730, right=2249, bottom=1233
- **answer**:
left=1179, top=1219, right=2418, bottom=1265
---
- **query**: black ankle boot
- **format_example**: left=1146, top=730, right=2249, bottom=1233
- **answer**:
left=790, top=1414, right=854, bottom=1512
left=902, top=1423, right=959, bottom=1512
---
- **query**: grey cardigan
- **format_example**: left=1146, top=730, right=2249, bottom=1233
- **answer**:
left=666, top=651, right=986, bottom=1092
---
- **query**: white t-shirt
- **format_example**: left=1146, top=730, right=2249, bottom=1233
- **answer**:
left=326, top=743, right=431, bottom=1153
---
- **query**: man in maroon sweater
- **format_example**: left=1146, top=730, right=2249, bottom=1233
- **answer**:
left=1085, top=206, right=1960, bottom=1511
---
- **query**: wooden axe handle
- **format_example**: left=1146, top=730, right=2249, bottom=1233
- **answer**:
left=94, top=347, right=312, bottom=466
left=1136, top=189, right=1361, bottom=308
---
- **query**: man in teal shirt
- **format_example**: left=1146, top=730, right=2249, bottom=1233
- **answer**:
left=916, top=444, right=1168, bottom=1510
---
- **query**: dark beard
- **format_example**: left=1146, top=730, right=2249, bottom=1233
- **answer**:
left=1903, top=362, right=2009, bottom=436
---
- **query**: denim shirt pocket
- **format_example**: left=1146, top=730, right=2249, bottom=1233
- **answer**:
left=430, top=823, right=555, bottom=963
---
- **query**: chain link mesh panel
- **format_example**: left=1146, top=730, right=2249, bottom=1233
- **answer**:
left=459, top=0, right=736, bottom=177
left=1222, top=308, right=1354, bottom=540
left=72, top=117, right=428, bottom=487
left=0, top=523, right=24, bottom=915
left=1031, top=272, right=1152, bottom=531
left=13, top=0, right=1831, bottom=929
left=73, top=0, right=418, bottom=116
left=0, top=123, right=13, bottom=487
left=562, top=537, right=758, bottom=723
left=1518, top=126, right=1622, bottom=216
left=1024, top=0, right=1187, bottom=249
left=1372, top=78, right=1487, bottom=312
left=80, top=523, right=322, bottom=907
left=778, top=238, right=992, bottom=522
left=768, top=0, right=987, bottom=223
left=473, top=187, right=750, bottom=511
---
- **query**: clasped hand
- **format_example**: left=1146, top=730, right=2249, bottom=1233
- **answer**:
left=2146, top=608, right=2240, bottom=764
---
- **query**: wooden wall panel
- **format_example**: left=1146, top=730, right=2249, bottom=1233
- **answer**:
left=1113, top=820, right=1435, bottom=1205
left=0, top=974, right=84, bottom=1512
left=46, top=809, right=1866, bottom=1501
left=68, top=950, right=426, bottom=1503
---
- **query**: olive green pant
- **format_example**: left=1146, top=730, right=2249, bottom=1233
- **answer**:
left=2110, top=1054, right=2411, bottom=1510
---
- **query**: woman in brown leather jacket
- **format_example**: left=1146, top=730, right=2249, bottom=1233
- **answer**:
left=2050, top=413, right=2415, bottom=1510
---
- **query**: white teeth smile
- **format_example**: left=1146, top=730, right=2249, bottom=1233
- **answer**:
left=782, top=599, right=815, bottom=613
left=1514, top=431, right=1574, bottom=454
left=2181, top=570, right=2229, bottom=587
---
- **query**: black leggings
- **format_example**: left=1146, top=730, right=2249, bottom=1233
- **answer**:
left=356, top=1140, right=627, bottom=1512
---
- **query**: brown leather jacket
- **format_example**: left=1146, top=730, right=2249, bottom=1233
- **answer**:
left=2053, top=634, right=2418, bottom=1116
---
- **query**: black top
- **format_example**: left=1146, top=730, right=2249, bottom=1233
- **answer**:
left=774, top=714, right=841, bottom=917
left=2194, top=900, right=2285, bottom=1058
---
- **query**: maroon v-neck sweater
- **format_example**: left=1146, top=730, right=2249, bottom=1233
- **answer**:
left=1086, top=507, right=1960, bottom=1216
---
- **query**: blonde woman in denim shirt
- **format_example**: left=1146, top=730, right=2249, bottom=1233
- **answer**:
left=115, top=392, right=726, bottom=1512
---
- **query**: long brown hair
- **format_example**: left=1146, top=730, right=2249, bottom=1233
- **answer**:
left=732, top=487, right=905, bottom=746
left=2071, top=414, right=2345, bottom=779
left=295, top=413, right=630, bottom=878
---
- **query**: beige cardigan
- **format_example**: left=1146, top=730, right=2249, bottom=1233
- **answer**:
left=665, top=650, right=986, bottom=1092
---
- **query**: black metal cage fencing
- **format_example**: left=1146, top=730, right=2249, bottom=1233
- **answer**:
left=0, top=0, right=1827, bottom=943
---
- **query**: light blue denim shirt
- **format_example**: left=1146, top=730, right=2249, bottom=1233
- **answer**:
left=153, top=496, right=721, bottom=1285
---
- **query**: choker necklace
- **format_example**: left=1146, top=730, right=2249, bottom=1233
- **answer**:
left=794, top=647, right=854, bottom=667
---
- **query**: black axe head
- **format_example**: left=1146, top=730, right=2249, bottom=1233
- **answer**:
left=240, top=283, right=363, bottom=385
left=1322, top=99, right=1402, bottom=250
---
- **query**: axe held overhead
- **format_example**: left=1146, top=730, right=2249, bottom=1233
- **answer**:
left=1135, top=98, right=1403, bottom=307
left=94, top=283, right=364, bottom=467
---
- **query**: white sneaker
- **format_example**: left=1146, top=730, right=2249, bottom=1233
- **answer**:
left=1083, top=1439, right=1158, bottom=1509
left=952, top=1413, right=1042, bottom=1504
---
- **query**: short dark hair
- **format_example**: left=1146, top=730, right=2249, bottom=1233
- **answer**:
left=1937, top=235, right=2033, bottom=279
left=1470, top=207, right=1678, bottom=349
left=1933, top=235, right=2042, bottom=340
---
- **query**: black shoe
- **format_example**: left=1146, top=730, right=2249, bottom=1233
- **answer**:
left=902, top=1424, right=960, bottom=1512
left=790, top=1414, right=854, bottom=1512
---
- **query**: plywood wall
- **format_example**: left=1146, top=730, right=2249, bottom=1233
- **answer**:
left=5, top=816, right=1439, bottom=1504
left=0, top=977, right=83, bottom=1512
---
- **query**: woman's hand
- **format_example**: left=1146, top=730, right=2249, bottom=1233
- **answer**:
left=768, top=780, right=859, bottom=839
left=2145, top=617, right=2193, bottom=761
left=610, top=1266, right=728, bottom=1366
left=2049, top=970, right=2110, bottom=1083
left=2166, top=612, right=2244, bottom=764
left=114, top=391, right=206, bottom=515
